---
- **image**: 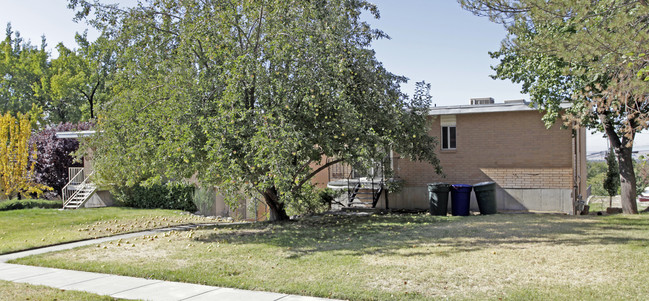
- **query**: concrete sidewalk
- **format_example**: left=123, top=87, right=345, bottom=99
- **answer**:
left=0, top=224, right=336, bottom=301
left=0, top=263, right=328, bottom=300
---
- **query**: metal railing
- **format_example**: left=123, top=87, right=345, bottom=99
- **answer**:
left=327, top=159, right=386, bottom=182
left=328, top=158, right=352, bottom=181
left=325, top=157, right=389, bottom=208
left=62, top=171, right=95, bottom=208
left=62, top=168, right=85, bottom=203
left=68, top=167, right=85, bottom=185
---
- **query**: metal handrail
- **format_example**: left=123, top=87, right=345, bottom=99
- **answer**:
left=62, top=171, right=95, bottom=208
left=62, top=168, right=85, bottom=204
left=347, top=169, right=356, bottom=207
left=328, top=158, right=351, bottom=181
left=68, top=167, right=85, bottom=185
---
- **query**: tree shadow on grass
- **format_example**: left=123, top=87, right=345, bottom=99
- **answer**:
left=194, top=213, right=649, bottom=258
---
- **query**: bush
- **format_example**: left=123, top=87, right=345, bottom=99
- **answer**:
left=0, top=199, right=61, bottom=211
left=636, top=155, right=649, bottom=195
left=112, top=182, right=196, bottom=212
left=285, top=186, right=336, bottom=216
left=318, top=188, right=343, bottom=207
left=192, top=186, right=215, bottom=215
left=587, top=161, right=608, bottom=196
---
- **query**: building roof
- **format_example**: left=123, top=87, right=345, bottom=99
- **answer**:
left=55, top=130, right=97, bottom=139
left=428, top=100, right=572, bottom=115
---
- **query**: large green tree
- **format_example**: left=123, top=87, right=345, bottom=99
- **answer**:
left=460, top=0, right=649, bottom=214
left=70, top=0, right=441, bottom=220
left=0, top=24, right=50, bottom=115
left=0, top=24, right=108, bottom=124
left=49, top=33, right=114, bottom=121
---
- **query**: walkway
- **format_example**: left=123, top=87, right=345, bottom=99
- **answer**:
left=0, top=224, right=335, bottom=301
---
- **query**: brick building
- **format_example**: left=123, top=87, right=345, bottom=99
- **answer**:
left=322, top=98, right=588, bottom=215
left=58, top=98, right=587, bottom=216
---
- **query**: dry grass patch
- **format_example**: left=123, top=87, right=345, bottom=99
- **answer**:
left=13, top=213, right=649, bottom=300
left=0, top=207, right=217, bottom=254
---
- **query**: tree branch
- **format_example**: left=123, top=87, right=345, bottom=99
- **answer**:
left=599, top=111, right=622, bottom=149
left=294, top=158, right=344, bottom=190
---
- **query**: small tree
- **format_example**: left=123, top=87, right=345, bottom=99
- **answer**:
left=0, top=112, right=51, bottom=199
left=603, top=147, right=620, bottom=208
left=30, top=122, right=93, bottom=199
left=636, top=155, right=649, bottom=197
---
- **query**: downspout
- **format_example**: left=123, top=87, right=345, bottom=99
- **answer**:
left=571, top=123, right=580, bottom=215
left=385, top=148, right=393, bottom=210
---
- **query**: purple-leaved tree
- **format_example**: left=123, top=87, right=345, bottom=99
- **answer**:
left=31, top=122, right=93, bottom=199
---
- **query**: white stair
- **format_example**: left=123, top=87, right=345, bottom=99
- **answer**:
left=62, top=170, right=96, bottom=210
left=63, top=183, right=97, bottom=209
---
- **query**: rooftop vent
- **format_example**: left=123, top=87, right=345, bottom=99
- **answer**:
left=470, top=97, right=494, bottom=105
left=504, top=99, right=526, bottom=104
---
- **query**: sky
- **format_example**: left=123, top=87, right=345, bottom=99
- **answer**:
left=0, top=0, right=647, bottom=153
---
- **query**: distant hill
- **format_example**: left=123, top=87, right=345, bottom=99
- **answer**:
left=587, top=146, right=649, bottom=162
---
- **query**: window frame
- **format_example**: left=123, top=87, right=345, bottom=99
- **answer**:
left=441, top=125, right=457, bottom=150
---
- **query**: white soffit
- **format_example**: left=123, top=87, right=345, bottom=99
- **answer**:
left=55, top=130, right=97, bottom=139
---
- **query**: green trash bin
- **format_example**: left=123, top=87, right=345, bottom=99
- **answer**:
left=428, top=183, right=450, bottom=216
left=473, top=181, right=497, bottom=215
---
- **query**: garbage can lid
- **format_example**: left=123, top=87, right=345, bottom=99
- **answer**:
left=452, top=184, right=472, bottom=188
left=473, top=181, right=496, bottom=187
left=428, top=183, right=450, bottom=192
left=451, top=184, right=473, bottom=192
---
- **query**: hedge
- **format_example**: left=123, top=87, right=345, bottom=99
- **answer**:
left=0, top=199, right=62, bottom=211
left=112, top=182, right=196, bottom=212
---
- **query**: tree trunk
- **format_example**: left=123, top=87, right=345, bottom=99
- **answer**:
left=262, top=186, right=289, bottom=221
left=615, top=145, right=638, bottom=214
left=601, top=114, right=638, bottom=214
left=89, top=98, right=94, bottom=119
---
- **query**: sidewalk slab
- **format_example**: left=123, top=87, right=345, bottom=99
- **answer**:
left=0, top=264, right=57, bottom=281
left=0, top=263, right=18, bottom=271
left=110, top=281, right=220, bottom=301
left=13, top=268, right=109, bottom=287
left=279, top=295, right=337, bottom=301
left=61, top=275, right=162, bottom=295
left=182, top=287, right=288, bottom=301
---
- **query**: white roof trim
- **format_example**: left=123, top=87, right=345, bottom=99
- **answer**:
left=55, top=130, right=97, bottom=139
left=428, top=101, right=572, bottom=115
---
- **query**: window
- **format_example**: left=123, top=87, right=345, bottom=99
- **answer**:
left=442, top=126, right=456, bottom=150
left=440, top=115, right=456, bottom=150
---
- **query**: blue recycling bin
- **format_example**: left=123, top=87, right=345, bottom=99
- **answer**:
left=451, top=184, right=472, bottom=216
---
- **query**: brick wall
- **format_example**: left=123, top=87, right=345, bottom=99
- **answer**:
left=310, top=157, right=331, bottom=189
left=394, top=110, right=575, bottom=188
left=480, top=168, right=572, bottom=189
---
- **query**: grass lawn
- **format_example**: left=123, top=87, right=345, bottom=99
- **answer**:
left=0, top=280, right=126, bottom=300
left=12, top=213, right=649, bottom=300
left=0, top=207, right=216, bottom=254
left=586, top=196, right=649, bottom=213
